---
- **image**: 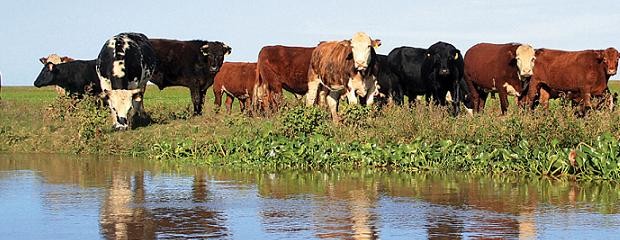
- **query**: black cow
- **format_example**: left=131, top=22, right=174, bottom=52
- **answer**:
left=387, top=42, right=471, bottom=115
left=96, top=32, right=157, bottom=130
left=375, top=54, right=402, bottom=106
left=149, top=39, right=231, bottom=115
left=34, top=60, right=101, bottom=97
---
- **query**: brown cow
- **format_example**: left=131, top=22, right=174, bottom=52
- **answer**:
left=253, top=45, right=315, bottom=112
left=213, top=62, right=257, bottom=114
left=464, top=43, right=537, bottom=114
left=535, top=47, right=619, bottom=110
left=39, top=54, right=75, bottom=95
left=306, top=32, right=381, bottom=122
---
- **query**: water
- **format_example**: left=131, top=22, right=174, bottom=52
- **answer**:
left=0, top=153, right=619, bottom=239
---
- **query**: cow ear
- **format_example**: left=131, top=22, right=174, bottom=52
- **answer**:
left=347, top=52, right=354, bottom=60
left=200, top=44, right=209, bottom=55
left=224, top=44, right=232, bottom=56
left=39, top=57, right=47, bottom=64
left=372, top=39, right=382, bottom=49
left=535, top=49, right=544, bottom=56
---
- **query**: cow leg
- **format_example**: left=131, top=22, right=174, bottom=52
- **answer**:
left=214, top=89, right=223, bottom=113
left=240, top=98, right=247, bottom=113
left=306, top=70, right=321, bottom=106
left=580, top=88, right=593, bottom=115
left=225, top=94, right=234, bottom=114
left=190, top=87, right=204, bottom=115
left=538, top=88, right=551, bottom=110
left=478, top=91, right=489, bottom=113
left=326, top=91, right=342, bottom=122
left=318, top=86, right=328, bottom=107
left=346, top=89, right=359, bottom=105
left=498, top=88, right=510, bottom=115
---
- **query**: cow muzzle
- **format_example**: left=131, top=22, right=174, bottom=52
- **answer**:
left=608, top=70, right=617, bottom=75
left=114, top=117, right=129, bottom=130
left=439, top=69, right=450, bottom=76
left=210, top=66, right=220, bottom=73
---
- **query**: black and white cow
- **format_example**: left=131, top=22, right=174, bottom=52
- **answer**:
left=96, top=32, right=157, bottom=130
left=34, top=59, right=101, bottom=98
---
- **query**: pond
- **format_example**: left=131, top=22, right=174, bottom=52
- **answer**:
left=0, top=153, right=619, bottom=239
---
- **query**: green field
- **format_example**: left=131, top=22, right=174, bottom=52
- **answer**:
left=2, top=83, right=620, bottom=180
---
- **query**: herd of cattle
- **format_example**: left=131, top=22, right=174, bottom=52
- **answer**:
left=27, top=31, right=620, bottom=130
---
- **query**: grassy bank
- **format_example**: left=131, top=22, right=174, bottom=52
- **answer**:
left=2, top=84, right=620, bottom=180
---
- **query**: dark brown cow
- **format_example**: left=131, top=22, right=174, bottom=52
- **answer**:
left=254, top=45, right=314, bottom=112
left=464, top=43, right=537, bottom=114
left=213, top=62, right=257, bottom=114
left=149, top=39, right=231, bottom=115
left=525, top=48, right=617, bottom=113
left=306, top=32, right=381, bottom=122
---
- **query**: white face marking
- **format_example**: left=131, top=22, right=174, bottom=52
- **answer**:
left=121, top=36, right=131, bottom=51
left=112, top=60, right=125, bottom=78
left=503, top=82, right=520, bottom=96
left=44, top=54, right=62, bottom=64
left=515, top=45, right=536, bottom=79
left=350, top=32, right=373, bottom=71
left=107, top=37, right=116, bottom=49
left=106, top=89, right=140, bottom=127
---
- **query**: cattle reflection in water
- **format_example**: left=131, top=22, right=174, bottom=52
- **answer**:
left=99, top=171, right=229, bottom=239
left=2, top=154, right=620, bottom=239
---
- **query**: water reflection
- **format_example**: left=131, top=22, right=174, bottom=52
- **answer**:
left=1, top=153, right=620, bottom=239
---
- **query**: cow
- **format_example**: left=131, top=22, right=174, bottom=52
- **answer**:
left=36, top=54, right=101, bottom=97
left=374, top=54, right=402, bottom=107
left=306, top=32, right=381, bottom=122
left=422, top=42, right=469, bottom=116
left=149, top=39, right=231, bottom=115
left=253, top=45, right=315, bottom=112
left=387, top=42, right=471, bottom=115
left=34, top=58, right=101, bottom=98
left=534, top=47, right=619, bottom=111
left=524, top=47, right=619, bottom=114
left=464, top=43, right=537, bottom=114
left=96, top=32, right=157, bottom=130
left=213, top=62, right=257, bottom=114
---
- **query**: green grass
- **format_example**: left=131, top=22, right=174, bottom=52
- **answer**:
left=2, top=84, right=620, bottom=181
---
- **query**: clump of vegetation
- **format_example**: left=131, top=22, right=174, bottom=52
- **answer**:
left=279, top=105, right=330, bottom=137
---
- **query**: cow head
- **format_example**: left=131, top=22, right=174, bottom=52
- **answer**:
left=601, top=47, right=619, bottom=76
left=39, top=54, right=74, bottom=65
left=200, top=42, right=231, bottom=74
left=426, top=42, right=461, bottom=77
left=514, top=45, right=536, bottom=80
left=103, top=88, right=142, bottom=130
left=34, top=62, right=58, bottom=87
left=349, top=32, right=381, bottom=72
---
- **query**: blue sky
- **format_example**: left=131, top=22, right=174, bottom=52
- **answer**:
left=1, top=0, right=619, bottom=85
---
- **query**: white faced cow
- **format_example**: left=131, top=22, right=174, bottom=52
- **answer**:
left=96, top=32, right=156, bottom=130
left=306, top=32, right=381, bottom=122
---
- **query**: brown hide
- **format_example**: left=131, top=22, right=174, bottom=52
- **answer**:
left=309, top=40, right=355, bottom=90
left=254, top=45, right=315, bottom=111
left=526, top=48, right=609, bottom=112
left=213, top=62, right=257, bottom=113
left=464, top=43, right=524, bottom=114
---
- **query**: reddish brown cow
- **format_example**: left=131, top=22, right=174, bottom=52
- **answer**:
left=464, top=43, right=537, bottom=114
left=306, top=32, right=381, bottom=122
left=535, top=47, right=619, bottom=110
left=254, top=45, right=315, bottom=112
left=525, top=48, right=616, bottom=113
left=213, top=62, right=257, bottom=114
